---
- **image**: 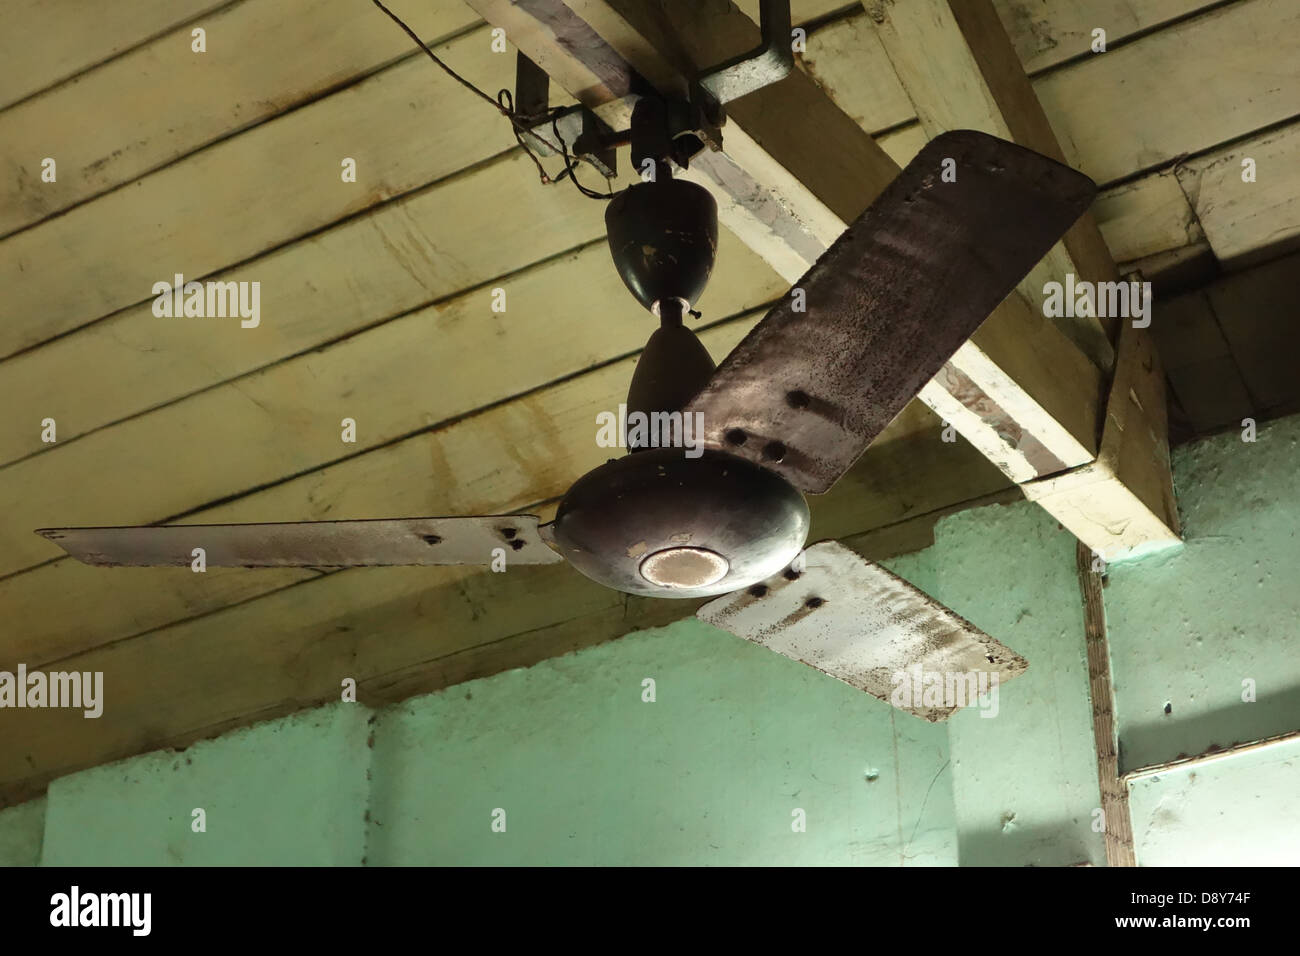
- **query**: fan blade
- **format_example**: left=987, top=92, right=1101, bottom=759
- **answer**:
left=697, top=540, right=1027, bottom=721
left=35, top=516, right=563, bottom=568
left=683, top=129, right=1096, bottom=493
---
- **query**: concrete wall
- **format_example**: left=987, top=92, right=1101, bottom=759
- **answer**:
left=367, top=614, right=954, bottom=866
left=930, top=504, right=1106, bottom=866
left=0, top=796, right=45, bottom=866
left=1128, top=737, right=1300, bottom=865
left=39, top=705, right=370, bottom=866
left=1104, top=413, right=1300, bottom=772
left=5, top=415, right=1298, bottom=866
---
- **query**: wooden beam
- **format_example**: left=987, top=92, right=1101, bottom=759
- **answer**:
left=817, top=0, right=1183, bottom=555
left=864, top=0, right=1117, bottom=368
left=1093, top=170, right=1202, bottom=266
left=1024, top=301, right=1182, bottom=560
left=1075, top=540, right=1137, bottom=867
left=1123, top=727, right=1300, bottom=782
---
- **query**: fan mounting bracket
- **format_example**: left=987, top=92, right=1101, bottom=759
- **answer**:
left=509, top=0, right=793, bottom=179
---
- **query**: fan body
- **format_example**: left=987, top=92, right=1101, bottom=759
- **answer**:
left=550, top=447, right=809, bottom=598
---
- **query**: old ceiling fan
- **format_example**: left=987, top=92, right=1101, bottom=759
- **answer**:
left=38, top=4, right=1098, bottom=720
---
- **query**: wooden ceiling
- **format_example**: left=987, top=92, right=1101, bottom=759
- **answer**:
left=1, top=0, right=1296, bottom=806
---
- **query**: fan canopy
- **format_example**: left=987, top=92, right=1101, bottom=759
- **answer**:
left=605, top=178, right=718, bottom=314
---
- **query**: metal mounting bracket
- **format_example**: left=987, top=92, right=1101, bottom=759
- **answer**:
left=697, top=0, right=794, bottom=106
left=509, top=0, right=793, bottom=179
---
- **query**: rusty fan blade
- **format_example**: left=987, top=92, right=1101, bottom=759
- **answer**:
left=697, top=540, right=1028, bottom=721
left=35, top=516, right=563, bottom=568
left=683, top=129, right=1097, bottom=494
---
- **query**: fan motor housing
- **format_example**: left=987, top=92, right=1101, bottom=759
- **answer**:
left=552, top=447, right=809, bottom=598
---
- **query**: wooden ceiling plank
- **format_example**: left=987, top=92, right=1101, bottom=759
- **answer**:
left=808, top=3, right=1293, bottom=282
left=1176, top=119, right=1300, bottom=270
left=0, top=552, right=618, bottom=806
left=1150, top=289, right=1257, bottom=434
left=1032, top=0, right=1300, bottom=186
left=0, top=25, right=528, bottom=358
left=0, top=150, right=623, bottom=467
left=0, top=229, right=786, bottom=580
left=0, top=0, right=228, bottom=111
left=795, top=12, right=914, bottom=136
left=0, top=328, right=713, bottom=667
left=794, top=0, right=1227, bottom=138
left=873, top=119, right=1293, bottom=287
left=874, top=122, right=927, bottom=167
left=993, top=0, right=1221, bottom=76
left=864, top=0, right=1118, bottom=368
left=0, top=0, right=481, bottom=237
left=1093, top=172, right=1202, bottom=266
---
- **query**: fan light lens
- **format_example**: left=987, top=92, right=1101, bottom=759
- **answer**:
left=639, top=547, right=729, bottom=589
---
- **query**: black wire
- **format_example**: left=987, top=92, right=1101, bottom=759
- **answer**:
left=550, top=116, right=617, bottom=201
left=372, top=0, right=615, bottom=200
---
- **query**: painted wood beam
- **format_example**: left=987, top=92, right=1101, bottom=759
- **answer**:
left=1023, top=295, right=1182, bottom=560
left=1123, top=727, right=1300, bottom=782
left=1075, top=540, right=1137, bottom=867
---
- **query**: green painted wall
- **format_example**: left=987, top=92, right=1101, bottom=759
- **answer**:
left=1128, top=737, right=1300, bottom=865
left=929, top=503, right=1106, bottom=866
left=39, top=705, right=370, bottom=866
left=1104, top=414, right=1300, bottom=773
left=6, top=416, right=1299, bottom=866
left=0, top=796, right=44, bottom=867
left=367, top=615, right=954, bottom=865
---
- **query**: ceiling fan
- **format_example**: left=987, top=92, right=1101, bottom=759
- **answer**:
left=38, top=109, right=1095, bottom=720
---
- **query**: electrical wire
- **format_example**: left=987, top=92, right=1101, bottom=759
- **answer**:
left=551, top=115, right=617, bottom=201
left=372, top=0, right=616, bottom=200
